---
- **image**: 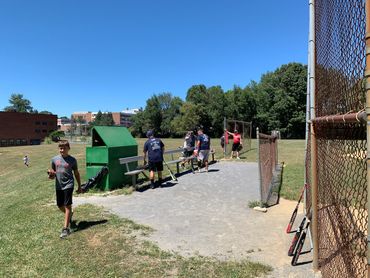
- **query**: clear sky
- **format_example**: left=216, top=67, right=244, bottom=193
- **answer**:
left=0, top=0, right=308, bottom=117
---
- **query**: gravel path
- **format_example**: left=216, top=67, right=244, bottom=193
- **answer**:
left=75, top=161, right=318, bottom=277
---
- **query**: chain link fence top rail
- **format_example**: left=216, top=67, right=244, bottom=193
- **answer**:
left=258, top=132, right=277, bottom=204
left=312, top=0, right=367, bottom=277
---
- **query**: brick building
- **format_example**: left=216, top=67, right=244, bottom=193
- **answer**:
left=71, top=109, right=138, bottom=127
left=0, top=112, right=57, bottom=146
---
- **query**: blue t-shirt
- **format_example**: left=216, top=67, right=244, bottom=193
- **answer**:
left=144, top=138, right=164, bottom=162
left=198, top=134, right=210, bottom=150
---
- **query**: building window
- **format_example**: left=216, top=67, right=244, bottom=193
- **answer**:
left=42, top=122, right=47, bottom=125
left=8, top=139, right=14, bottom=146
left=1, top=140, right=7, bottom=147
left=42, top=130, right=47, bottom=133
left=35, top=121, right=40, bottom=125
left=35, top=129, right=41, bottom=133
left=21, top=139, right=27, bottom=145
left=16, top=139, right=21, bottom=145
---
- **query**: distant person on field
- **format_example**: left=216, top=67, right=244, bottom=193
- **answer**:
left=48, top=140, right=81, bottom=239
left=23, top=155, right=29, bottom=167
left=195, top=127, right=211, bottom=172
left=226, top=129, right=242, bottom=159
left=181, top=131, right=196, bottom=167
left=143, top=130, right=165, bottom=189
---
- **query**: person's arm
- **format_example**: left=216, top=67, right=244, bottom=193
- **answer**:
left=194, top=140, right=200, bottom=155
left=225, top=129, right=234, bottom=136
left=74, top=169, right=82, bottom=193
left=143, top=150, right=147, bottom=165
left=48, top=161, right=56, bottom=179
left=143, top=142, right=148, bottom=165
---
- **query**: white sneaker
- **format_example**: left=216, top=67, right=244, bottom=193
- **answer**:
left=60, top=228, right=71, bottom=239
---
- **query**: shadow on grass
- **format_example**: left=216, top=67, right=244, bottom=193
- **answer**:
left=71, top=219, right=108, bottom=232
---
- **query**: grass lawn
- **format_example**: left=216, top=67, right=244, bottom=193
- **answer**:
left=0, top=142, right=272, bottom=277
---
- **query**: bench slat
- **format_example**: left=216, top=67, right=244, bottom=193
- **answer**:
left=125, top=169, right=145, bottom=175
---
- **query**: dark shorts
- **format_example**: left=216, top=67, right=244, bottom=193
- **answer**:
left=148, top=161, right=163, bottom=172
left=183, top=149, right=193, bottom=157
left=56, top=188, right=73, bottom=207
left=232, top=142, right=240, bottom=151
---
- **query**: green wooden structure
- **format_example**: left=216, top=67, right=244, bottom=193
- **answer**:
left=86, top=126, right=137, bottom=190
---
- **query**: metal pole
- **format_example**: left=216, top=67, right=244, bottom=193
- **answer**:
left=305, top=0, right=313, bottom=251
left=309, top=0, right=319, bottom=272
left=365, top=0, right=370, bottom=275
left=223, top=117, right=227, bottom=158
left=257, top=127, right=263, bottom=206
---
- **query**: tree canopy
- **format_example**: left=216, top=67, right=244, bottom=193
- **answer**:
left=131, top=62, right=307, bottom=138
left=4, top=94, right=33, bottom=112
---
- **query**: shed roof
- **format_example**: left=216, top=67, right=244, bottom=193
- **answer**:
left=92, top=126, right=137, bottom=147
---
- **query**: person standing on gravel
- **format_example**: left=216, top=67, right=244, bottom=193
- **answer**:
left=225, top=129, right=242, bottom=159
left=195, top=127, right=210, bottom=172
left=143, top=130, right=165, bottom=189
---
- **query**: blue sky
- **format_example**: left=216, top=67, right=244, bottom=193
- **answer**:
left=0, top=0, right=308, bottom=117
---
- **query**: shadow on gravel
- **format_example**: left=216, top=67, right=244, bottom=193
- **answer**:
left=160, top=181, right=176, bottom=188
left=72, top=219, right=108, bottom=232
left=206, top=169, right=219, bottom=173
left=293, top=259, right=313, bottom=266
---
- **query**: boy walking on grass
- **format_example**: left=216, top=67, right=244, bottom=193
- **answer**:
left=48, top=140, right=81, bottom=238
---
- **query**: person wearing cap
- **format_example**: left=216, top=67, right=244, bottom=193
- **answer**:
left=225, top=129, right=242, bottom=159
left=195, top=127, right=211, bottom=172
left=181, top=131, right=196, bottom=168
left=143, top=130, right=165, bottom=189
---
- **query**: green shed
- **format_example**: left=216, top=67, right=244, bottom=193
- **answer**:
left=86, top=126, right=138, bottom=190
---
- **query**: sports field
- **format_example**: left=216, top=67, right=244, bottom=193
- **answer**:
left=0, top=138, right=304, bottom=277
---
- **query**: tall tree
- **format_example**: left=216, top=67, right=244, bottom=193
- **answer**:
left=158, top=93, right=183, bottom=137
left=131, top=93, right=183, bottom=137
left=91, top=111, right=114, bottom=126
left=256, top=63, right=307, bottom=138
left=4, top=93, right=33, bottom=112
left=171, top=102, right=204, bottom=135
left=206, top=86, right=225, bottom=136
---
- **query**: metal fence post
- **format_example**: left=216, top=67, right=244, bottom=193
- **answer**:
left=257, top=127, right=263, bottom=206
left=365, top=0, right=370, bottom=275
left=223, top=117, right=227, bottom=158
left=308, top=0, right=319, bottom=272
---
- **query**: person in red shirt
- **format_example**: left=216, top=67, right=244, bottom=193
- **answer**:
left=226, top=129, right=242, bottom=159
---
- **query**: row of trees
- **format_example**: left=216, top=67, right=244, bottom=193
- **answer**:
left=3, top=62, right=307, bottom=138
left=130, top=62, right=307, bottom=138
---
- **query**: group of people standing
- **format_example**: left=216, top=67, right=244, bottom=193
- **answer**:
left=143, top=127, right=211, bottom=189
left=47, top=128, right=242, bottom=239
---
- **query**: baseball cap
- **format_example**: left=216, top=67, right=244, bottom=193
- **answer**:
left=146, top=130, right=154, bottom=137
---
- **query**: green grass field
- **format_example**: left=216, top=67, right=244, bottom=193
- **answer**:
left=0, top=138, right=304, bottom=277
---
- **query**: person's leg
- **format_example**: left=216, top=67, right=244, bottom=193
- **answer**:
left=60, top=204, right=72, bottom=238
left=64, top=205, right=72, bottom=229
left=149, top=170, right=155, bottom=189
left=158, top=171, right=163, bottom=186
left=205, top=160, right=208, bottom=172
left=58, top=206, right=65, bottom=213
left=157, top=162, right=163, bottom=186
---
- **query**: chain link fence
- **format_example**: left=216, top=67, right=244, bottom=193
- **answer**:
left=307, top=0, right=368, bottom=276
left=257, top=129, right=279, bottom=206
